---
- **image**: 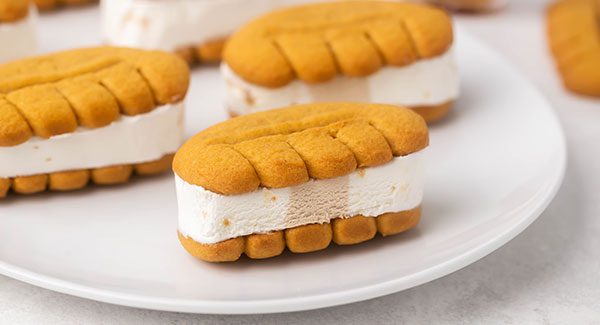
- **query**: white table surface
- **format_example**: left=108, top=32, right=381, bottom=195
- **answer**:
left=1, top=0, right=599, bottom=323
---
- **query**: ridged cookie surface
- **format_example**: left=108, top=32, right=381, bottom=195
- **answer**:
left=173, top=103, right=428, bottom=195
left=0, top=0, right=29, bottom=23
left=547, top=0, right=600, bottom=97
left=0, top=47, right=189, bottom=147
left=224, top=1, right=453, bottom=88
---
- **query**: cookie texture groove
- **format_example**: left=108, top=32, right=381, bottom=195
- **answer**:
left=224, top=1, right=453, bottom=87
left=173, top=103, right=428, bottom=195
left=0, top=47, right=190, bottom=147
left=547, top=0, right=600, bottom=97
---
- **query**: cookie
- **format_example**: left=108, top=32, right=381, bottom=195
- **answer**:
left=173, top=102, right=428, bottom=262
left=0, top=0, right=36, bottom=63
left=222, top=1, right=459, bottom=123
left=34, top=0, right=97, bottom=11
left=0, top=47, right=189, bottom=198
left=0, top=0, right=29, bottom=23
left=547, top=0, right=600, bottom=97
left=101, top=0, right=323, bottom=64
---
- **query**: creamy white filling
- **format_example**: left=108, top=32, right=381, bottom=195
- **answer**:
left=176, top=150, right=425, bottom=244
left=222, top=48, right=460, bottom=116
left=0, top=7, right=37, bottom=63
left=102, top=0, right=321, bottom=51
left=0, top=103, right=185, bottom=178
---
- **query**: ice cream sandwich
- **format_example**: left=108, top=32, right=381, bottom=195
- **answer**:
left=547, top=0, right=600, bottom=97
left=222, top=1, right=459, bottom=123
left=174, top=102, right=428, bottom=262
left=0, top=47, right=189, bottom=197
left=0, top=0, right=37, bottom=63
left=101, top=0, right=323, bottom=64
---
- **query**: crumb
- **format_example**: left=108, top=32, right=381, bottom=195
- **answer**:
left=223, top=218, right=231, bottom=227
left=358, top=169, right=366, bottom=177
left=263, top=189, right=277, bottom=202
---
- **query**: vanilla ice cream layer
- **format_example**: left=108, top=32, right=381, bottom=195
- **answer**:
left=0, top=7, right=37, bottom=63
left=102, top=0, right=321, bottom=51
left=223, top=48, right=460, bottom=116
left=0, top=103, right=184, bottom=178
left=176, top=150, right=425, bottom=244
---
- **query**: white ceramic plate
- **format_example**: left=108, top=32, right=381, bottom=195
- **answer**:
left=0, top=8, right=565, bottom=314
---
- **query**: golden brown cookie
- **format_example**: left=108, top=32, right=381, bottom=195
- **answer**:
left=12, top=174, right=48, bottom=194
left=49, top=170, right=90, bottom=191
left=1, top=154, right=174, bottom=196
left=0, top=178, right=10, bottom=198
left=411, top=101, right=454, bottom=124
left=224, top=1, right=453, bottom=88
left=175, top=38, right=227, bottom=65
left=547, top=0, right=600, bottom=97
left=0, top=0, right=29, bottom=23
left=195, top=38, right=227, bottom=64
left=174, top=103, right=428, bottom=262
left=0, top=47, right=189, bottom=146
left=174, top=103, right=428, bottom=195
left=0, top=47, right=189, bottom=198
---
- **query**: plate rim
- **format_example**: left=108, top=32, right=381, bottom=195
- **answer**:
left=0, top=28, right=567, bottom=314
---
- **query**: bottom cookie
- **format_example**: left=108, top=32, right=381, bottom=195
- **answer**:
left=0, top=154, right=174, bottom=198
left=410, top=101, right=454, bottom=124
left=178, top=206, right=422, bottom=262
left=175, top=38, right=226, bottom=65
left=228, top=101, right=453, bottom=124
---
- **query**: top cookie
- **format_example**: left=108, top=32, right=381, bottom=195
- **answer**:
left=0, top=0, right=29, bottom=23
left=224, top=1, right=453, bottom=88
left=0, top=47, right=189, bottom=147
left=173, top=102, right=428, bottom=195
left=547, top=0, right=600, bottom=97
